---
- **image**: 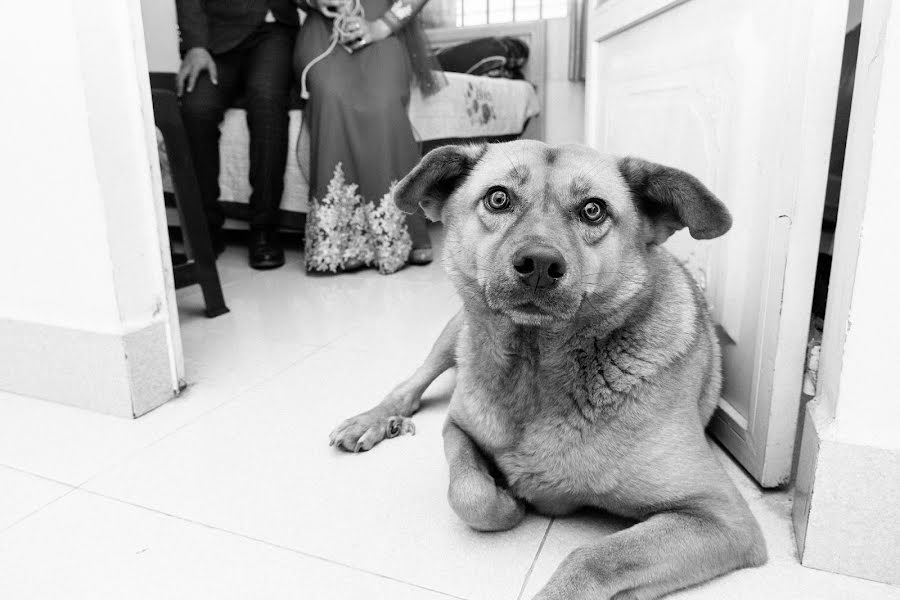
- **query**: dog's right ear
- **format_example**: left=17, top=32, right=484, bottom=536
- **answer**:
left=395, top=144, right=487, bottom=221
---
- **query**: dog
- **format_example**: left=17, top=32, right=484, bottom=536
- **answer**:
left=329, top=141, right=767, bottom=599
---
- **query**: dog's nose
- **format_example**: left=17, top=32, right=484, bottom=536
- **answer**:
left=512, top=246, right=567, bottom=288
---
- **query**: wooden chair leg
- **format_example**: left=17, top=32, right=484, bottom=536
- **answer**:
left=151, top=80, right=229, bottom=318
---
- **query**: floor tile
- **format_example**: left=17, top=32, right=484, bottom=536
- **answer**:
left=180, top=326, right=322, bottom=392
left=519, top=442, right=900, bottom=600
left=174, top=244, right=266, bottom=306
left=0, top=380, right=248, bottom=486
left=179, top=259, right=459, bottom=352
left=178, top=226, right=457, bottom=353
left=342, top=237, right=455, bottom=289
left=10, top=224, right=893, bottom=599
left=86, top=346, right=550, bottom=600
left=0, top=490, right=459, bottom=600
left=328, top=285, right=459, bottom=353
left=0, top=466, right=71, bottom=531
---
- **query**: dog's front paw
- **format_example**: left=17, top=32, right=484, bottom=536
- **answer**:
left=329, top=411, right=416, bottom=453
left=448, top=470, right=526, bottom=531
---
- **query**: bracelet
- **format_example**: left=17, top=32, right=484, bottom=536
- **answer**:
left=381, top=0, right=413, bottom=32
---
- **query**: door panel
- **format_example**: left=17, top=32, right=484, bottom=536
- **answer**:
left=585, top=0, right=848, bottom=485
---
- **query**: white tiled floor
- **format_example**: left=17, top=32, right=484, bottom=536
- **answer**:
left=1, top=236, right=898, bottom=600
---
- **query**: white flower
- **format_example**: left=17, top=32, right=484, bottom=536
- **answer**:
left=305, top=165, right=410, bottom=274
left=369, top=182, right=413, bottom=274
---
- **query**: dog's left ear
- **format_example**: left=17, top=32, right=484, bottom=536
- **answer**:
left=619, top=157, right=732, bottom=244
left=395, top=144, right=487, bottom=221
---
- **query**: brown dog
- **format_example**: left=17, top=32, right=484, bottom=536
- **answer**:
left=329, top=141, right=767, bottom=599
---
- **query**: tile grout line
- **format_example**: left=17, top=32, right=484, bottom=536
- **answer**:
left=80, top=488, right=468, bottom=600
left=76, top=308, right=375, bottom=490
left=1, top=255, right=465, bottom=582
left=0, top=463, right=79, bottom=489
left=0, top=487, right=78, bottom=537
left=516, top=518, right=554, bottom=600
left=0, top=339, right=402, bottom=544
left=76, top=343, right=336, bottom=490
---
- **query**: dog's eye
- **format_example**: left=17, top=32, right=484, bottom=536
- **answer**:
left=580, top=199, right=608, bottom=223
left=484, top=188, right=511, bottom=212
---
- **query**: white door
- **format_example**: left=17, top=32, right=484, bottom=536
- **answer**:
left=585, top=0, right=849, bottom=486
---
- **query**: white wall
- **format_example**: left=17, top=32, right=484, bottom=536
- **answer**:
left=848, top=0, right=863, bottom=30
left=0, top=0, right=182, bottom=417
left=141, top=0, right=180, bottom=71
left=543, top=18, right=586, bottom=145
left=0, top=3, right=122, bottom=332
left=75, top=1, right=176, bottom=332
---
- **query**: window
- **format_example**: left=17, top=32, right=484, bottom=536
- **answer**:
left=421, top=0, right=568, bottom=28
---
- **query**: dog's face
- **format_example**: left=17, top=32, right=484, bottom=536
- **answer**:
left=395, top=141, right=731, bottom=326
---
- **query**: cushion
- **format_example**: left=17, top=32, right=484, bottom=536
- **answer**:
left=433, top=37, right=529, bottom=79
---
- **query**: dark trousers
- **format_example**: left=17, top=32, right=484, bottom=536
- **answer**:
left=180, top=22, right=296, bottom=231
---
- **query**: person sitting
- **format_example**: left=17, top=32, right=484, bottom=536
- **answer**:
left=176, top=0, right=299, bottom=269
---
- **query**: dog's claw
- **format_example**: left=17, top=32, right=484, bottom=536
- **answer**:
left=329, top=413, right=416, bottom=453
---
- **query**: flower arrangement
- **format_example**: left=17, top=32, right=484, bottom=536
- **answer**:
left=305, top=163, right=411, bottom=275
left=369, top=183, right=413, bottom=274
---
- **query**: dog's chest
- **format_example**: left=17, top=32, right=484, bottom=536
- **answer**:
left=453, top=348, right=566, bottom=447
left=451, top=330, right=640, bottom=498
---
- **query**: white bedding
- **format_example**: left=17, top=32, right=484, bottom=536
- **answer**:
left=158, top=73, right=539, bottom=215
left=409, top=72, right=540, bottom=141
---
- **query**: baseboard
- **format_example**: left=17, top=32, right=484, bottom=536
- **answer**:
left=793, top=398, right=900, bottom=585
left=0, top=317, right=176, bottom=418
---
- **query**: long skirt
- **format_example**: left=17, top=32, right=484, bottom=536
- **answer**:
left=294, top=3, right=430, bottom=274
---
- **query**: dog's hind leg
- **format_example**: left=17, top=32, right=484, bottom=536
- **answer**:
left=531, top=487, right=766, bottom=600
left=444, top=419, right=526, bottom=531
left=329, top=310, right=463, bottom=452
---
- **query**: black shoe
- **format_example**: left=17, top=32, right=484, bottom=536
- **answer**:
left=249, top=229, right=285, bottom=270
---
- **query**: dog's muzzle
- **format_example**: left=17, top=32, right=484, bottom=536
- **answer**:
left=512, top=245, right=567, bottom=289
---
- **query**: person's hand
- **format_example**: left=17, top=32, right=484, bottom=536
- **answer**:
left=343, top=18, right=391, bottom=51
left=311, top=0, right=350, bottom=17
left=177, top=47, right=218, bottom=96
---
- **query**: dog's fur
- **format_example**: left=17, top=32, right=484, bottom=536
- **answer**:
left=329, top=141, right=766, bottom=599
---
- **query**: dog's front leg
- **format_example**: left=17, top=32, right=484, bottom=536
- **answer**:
left=532, top=496, right=766, bottom=600
left=444, top=419, right=525, bottom=532
left=330, top=311, right=463, bottom=452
